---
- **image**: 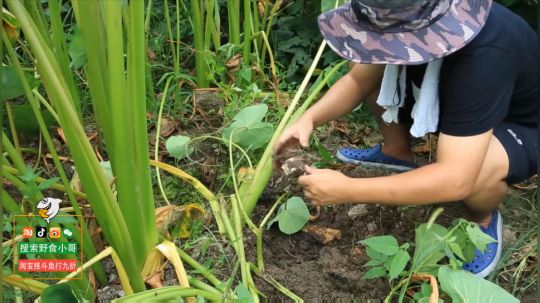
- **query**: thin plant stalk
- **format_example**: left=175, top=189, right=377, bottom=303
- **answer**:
left=175, top=247, right=224, bottom=289
left=204, top=0, right=221, bottom=50
left=153, top=76, right=174, bottom=206
left=190, top=0, right=209, bottom=87
left=48, top=0, right=82, bottom=119
left=242, top=0, right=253, bottom=65
left=5, top=102, right=20, bottom=152
left=250, top=264, right=304, bottom=302
left=163, top=0, right=179, bottom=73
left=227, top=0, right=240, bottom=45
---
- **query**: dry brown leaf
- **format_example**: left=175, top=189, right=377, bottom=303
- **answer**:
left=147, top=49, right=156, bottom=60
left=56, top=127, right=67, bottom=144
left=225, top=54, right=242, bottom=70
left=144, top=270, right=163, bottom=289
left=410, top=273, right=439, bottom=303
left=302, top=225, right=342, bottom=244
left=160, top=116, right=178, bottom=137
left=155, top=204, right=206, bottom=239
left=350, top=247, right=364, bottom=257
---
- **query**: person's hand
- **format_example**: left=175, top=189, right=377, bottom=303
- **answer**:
left=274, top=117, right=314, bottom=156
left=298, top=166, right=352, bottom=205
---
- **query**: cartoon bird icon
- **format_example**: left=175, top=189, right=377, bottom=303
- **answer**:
left=36, top=198, right=62, bottom=224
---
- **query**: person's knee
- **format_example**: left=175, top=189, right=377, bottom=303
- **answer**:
left=463, top=179, right=507, bottom=213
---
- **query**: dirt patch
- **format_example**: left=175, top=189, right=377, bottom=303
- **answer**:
left=244, top=156, right=447, bottom=301
left=247, top=200, right=438, bottom=301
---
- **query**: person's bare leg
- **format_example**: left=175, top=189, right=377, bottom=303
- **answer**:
left=462, top=135, right=509, bottom=227
left=365, top=89, right=414, bottom=162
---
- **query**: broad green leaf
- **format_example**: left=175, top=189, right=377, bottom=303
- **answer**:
left=448, top=242, right=466, bottom=260
left=234, top=283, right=253, bottom=303
left=365, top=246, right=389, bottom=262
left=38, top=177, right=60, bottom=190
left=68, top=26, right=87, bottom=69
left=227, top=103, right=268, bottom=127
left=465, top=224, right=496, bottom=252
left=226, top=122, right=274, bottom=150
left=1, top=66, right=40, bottom=100
left=165, top=135, right=192, bottom=160
left=388, top=249, right=410, bottom=280
left=438, top=266, right=519, bottom=303
left=462, top=241, right=477, bottom=262
left=321, top=0, right=347, bottom=12
left=9, top=103, right=56, bottom=135
left=411, top=223, right=448, bottom=274
left=267, top=197, right=309, bottom=235
left=222, top=104, right=274, bottom=150
left=363, top=266, right=385, bottom=279
left=361, top=235, right=399, bottom=256
left=41, top=283, right=78, bottom=303
left=364, top=259, right=381, bottom=267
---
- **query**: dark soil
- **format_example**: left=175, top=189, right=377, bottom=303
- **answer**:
left=245, top=157, right=452, bottom=302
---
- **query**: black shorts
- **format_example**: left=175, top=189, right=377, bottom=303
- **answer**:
left=493, top=122, right=537, bottom=184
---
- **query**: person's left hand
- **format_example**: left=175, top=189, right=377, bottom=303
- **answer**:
left=298, top=166, right=352, bottom=205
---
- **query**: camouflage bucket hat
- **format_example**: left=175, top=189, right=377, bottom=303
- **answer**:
left=318, top=0, right=492, bottom=64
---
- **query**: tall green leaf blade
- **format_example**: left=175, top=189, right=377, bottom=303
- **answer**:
left=6, top=0, right=146, bottom=291
left=438, top=266, right=519, bottom=303
left=125, top=0, right=159, bottom=266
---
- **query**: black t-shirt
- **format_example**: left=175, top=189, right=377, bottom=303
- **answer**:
left=404, top=2, right=538, bottom=136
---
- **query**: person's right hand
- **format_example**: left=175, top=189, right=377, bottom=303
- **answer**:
left=274, top=117, right=314, bottom=156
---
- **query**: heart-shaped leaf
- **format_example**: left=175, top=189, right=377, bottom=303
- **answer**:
left=267, top=196, right=309, bottom=235
left=68, top=26, right=87, bottom=69
left=165, top=135, right=192, bottom=160
left=222, top=104, right=274, bottom=150
left=1, top=66, right=40, bottom=100
left=438, top=266, right=518, bottom=303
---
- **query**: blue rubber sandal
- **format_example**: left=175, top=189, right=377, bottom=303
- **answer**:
left=336, top=144, right=418, bottom=172
left=462, top=211, right=503, bottom=278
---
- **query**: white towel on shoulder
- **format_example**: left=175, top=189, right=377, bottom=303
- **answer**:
left=375, top=59, right=443, bottom=138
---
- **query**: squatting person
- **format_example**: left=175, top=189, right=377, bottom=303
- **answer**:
left=274, top=0, right=538, bottom=277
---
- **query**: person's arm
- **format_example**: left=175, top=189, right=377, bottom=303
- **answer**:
left=274, top=63, right=384, bottom=155
left=303, top=63, right=385, bottom=127
left=299, top=130, right=493, bottom=205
